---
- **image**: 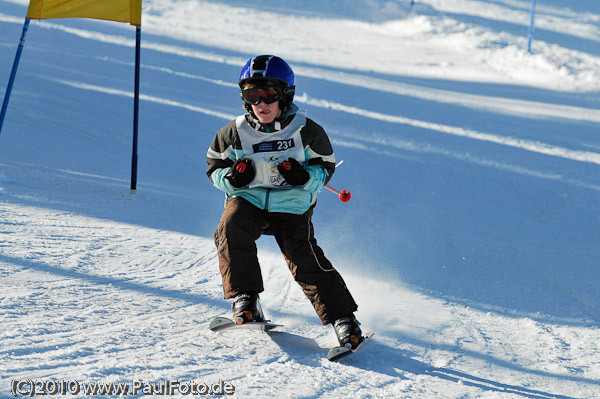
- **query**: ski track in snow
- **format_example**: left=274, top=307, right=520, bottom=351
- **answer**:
left=2, top=190, right=599, bottom=398
left=1, top=0, right=600, bottom=397
left=2, top=198, right=600, bottom=398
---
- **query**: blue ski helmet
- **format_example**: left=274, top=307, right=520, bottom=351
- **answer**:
left=238, top=55, right=295, bottom=112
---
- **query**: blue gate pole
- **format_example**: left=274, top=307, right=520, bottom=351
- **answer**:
left=130, top=24, right=141, bottom=194
left=0, top=18, right=31, bottom=136
left=527, top=0, right=537, bottom=53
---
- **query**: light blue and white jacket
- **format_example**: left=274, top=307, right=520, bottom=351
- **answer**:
left=206, top=105, right=336, bottom=215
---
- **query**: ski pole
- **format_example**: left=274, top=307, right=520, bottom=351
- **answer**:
left=282, top=161, right=351, bottom=203
left=324, top=161, right=351, bottom=202
left=324, top=185, right=351, bottom=202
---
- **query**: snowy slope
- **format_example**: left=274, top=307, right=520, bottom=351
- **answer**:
left=1, top=0, right=599, bottom=398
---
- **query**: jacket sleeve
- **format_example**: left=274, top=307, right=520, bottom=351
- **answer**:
left=300, top=118, right=336, bottom=191
left=206, top=120, right=240, bottom=194
left=302, top=164, right=329, bottom=193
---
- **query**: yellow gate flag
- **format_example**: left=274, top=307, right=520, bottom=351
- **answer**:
left=26, top=0, right=142, bottom=25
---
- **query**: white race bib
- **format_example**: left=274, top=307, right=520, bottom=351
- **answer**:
left=236, top=112, right=306, bottom=188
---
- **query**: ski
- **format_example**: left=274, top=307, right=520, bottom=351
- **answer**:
left=209, top=316, right=282, bottom=332
left=327, top=332, right=375, bottom=362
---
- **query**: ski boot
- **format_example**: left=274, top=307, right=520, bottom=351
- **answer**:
left=231, top=292, right=265, bottom=324
left=333, top=314, right=364, bottom=349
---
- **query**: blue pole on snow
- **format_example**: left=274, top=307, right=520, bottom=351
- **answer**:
left=130, top=24, right=141, bottom=194
left=527, top=0, right=537, bottom=52
left=0, top=18, right=30, bottom=136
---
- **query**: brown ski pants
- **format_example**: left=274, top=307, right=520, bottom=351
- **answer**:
left=214, top=196, right=358, bottom=325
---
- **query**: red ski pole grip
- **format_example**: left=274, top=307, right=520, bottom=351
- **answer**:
left=282, top=161, right=292, bottom=171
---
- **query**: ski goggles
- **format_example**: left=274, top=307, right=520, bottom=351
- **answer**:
left=241, top=86, right=282, bottom=105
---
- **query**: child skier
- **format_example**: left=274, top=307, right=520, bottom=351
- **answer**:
left=206, top=55, right=363, bottom=349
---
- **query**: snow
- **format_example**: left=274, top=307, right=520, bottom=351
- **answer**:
left=1, top=0, right=599, bottom=397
